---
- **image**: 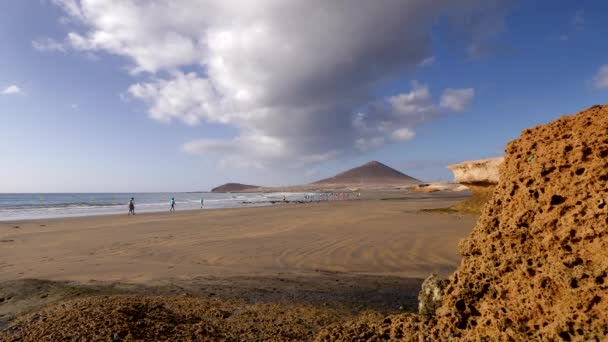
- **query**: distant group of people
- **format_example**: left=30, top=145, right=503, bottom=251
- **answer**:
left=127, top=197, right=205, bottom=215
left=127, top=192, right=361, bottom=215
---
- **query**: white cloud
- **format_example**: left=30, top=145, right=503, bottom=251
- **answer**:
left=129, top=72, right=225, bottom=125
left=299, top=150, right=342, bottom=164
left=51, top=0, right=506, bottom=168
left=182, top=134, right=286, bottom=168
left=52, top=0, right=85, bottom=20
left=419, top=56, right=436, bottom=67
left=352, top=82, right=435, bottom=139
left=440, top=88, right=475, bottom=112
left=32, top=38, right=66, bottom=52
left=594, top=65, right=608, bottom=89
left=1, top=85, right=21, bottom=95
left=354, top=82, right=471, bottom=146
left=355, top=137, right=386, bottom=153
left=392, top=128, right=416, bottom=142
left=388, top=82, right=437, bottom=118
left=183, top=135, right=285, bottom=158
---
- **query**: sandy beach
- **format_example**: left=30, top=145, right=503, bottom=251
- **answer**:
left=0, top=194, right=477, bottom=338
left=0, top=195, right=475, bottom=284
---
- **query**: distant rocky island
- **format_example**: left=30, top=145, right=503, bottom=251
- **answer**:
left=211, top=183, right=260, bottom=193
left=210, top=161, right=422, bottom=193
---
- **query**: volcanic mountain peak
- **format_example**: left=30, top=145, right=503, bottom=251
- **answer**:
left=364, top=160, right=383, bottom=166
left=313, top=160, right=421, bottom=185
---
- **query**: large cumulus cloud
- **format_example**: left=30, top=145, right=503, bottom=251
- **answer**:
left=51, top=0, right=509, bottom=168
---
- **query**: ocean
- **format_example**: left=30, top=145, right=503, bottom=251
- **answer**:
left=0, top=192, right=312, bottom=221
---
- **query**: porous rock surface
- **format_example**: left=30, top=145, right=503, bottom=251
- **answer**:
left=317, top=105, right=608, bottom=341
left=1, top=295, right=342, bottom=342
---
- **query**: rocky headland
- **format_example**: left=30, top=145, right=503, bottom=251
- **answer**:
left=446, top=157, right=504, bottom=213
left=317, top=105, right=608, bottom=340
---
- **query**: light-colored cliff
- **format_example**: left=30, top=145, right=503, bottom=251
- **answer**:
left=447, top=157, right=504, bottom=185
left=444, top=157, right=503, bottom=213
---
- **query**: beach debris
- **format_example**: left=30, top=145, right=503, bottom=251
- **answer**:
left=316, top=104, right=608, bottom=341
left=417, top=274, right=447, bottom=318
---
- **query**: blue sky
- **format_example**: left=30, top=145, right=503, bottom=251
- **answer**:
left=1, top=0, right=607, bottom=193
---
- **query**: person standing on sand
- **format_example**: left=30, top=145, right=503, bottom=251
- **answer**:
left=200, top=197, right=204, bottom=209
left=170, top=197, right=176, bottom=211
left=128, top=197, right=135, bottom=215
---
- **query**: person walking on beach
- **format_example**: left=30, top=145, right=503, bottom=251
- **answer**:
left=170, top=197, right=176, bottom=212
left=128, top=197, right=135, bottom=215
left=200, top=197, right=204, bottom=209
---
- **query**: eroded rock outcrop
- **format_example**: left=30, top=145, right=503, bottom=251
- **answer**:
left=317, top=105, right=608, bottom=341
left=448, top=157, right=504, bottom=186
left=447, top=158, right=504, bottom=213
left=418, top=274, right=448, bottom=318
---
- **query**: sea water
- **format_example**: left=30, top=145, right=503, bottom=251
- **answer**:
left=0, top=192, right=310, bottom=221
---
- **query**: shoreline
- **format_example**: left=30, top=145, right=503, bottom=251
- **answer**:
left=0, top=198, right=360, bottom=225
left=0, top=190, right=471, bottom=224
left=0, top=201, right=271, bottom=224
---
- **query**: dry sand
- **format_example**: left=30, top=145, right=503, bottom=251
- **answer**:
left=0, top=194, right=476, bottom=340
left=0, top=196, right=475, bottom=283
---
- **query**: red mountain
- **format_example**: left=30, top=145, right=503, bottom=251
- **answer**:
left=313, top=161, right=421, bottom=185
